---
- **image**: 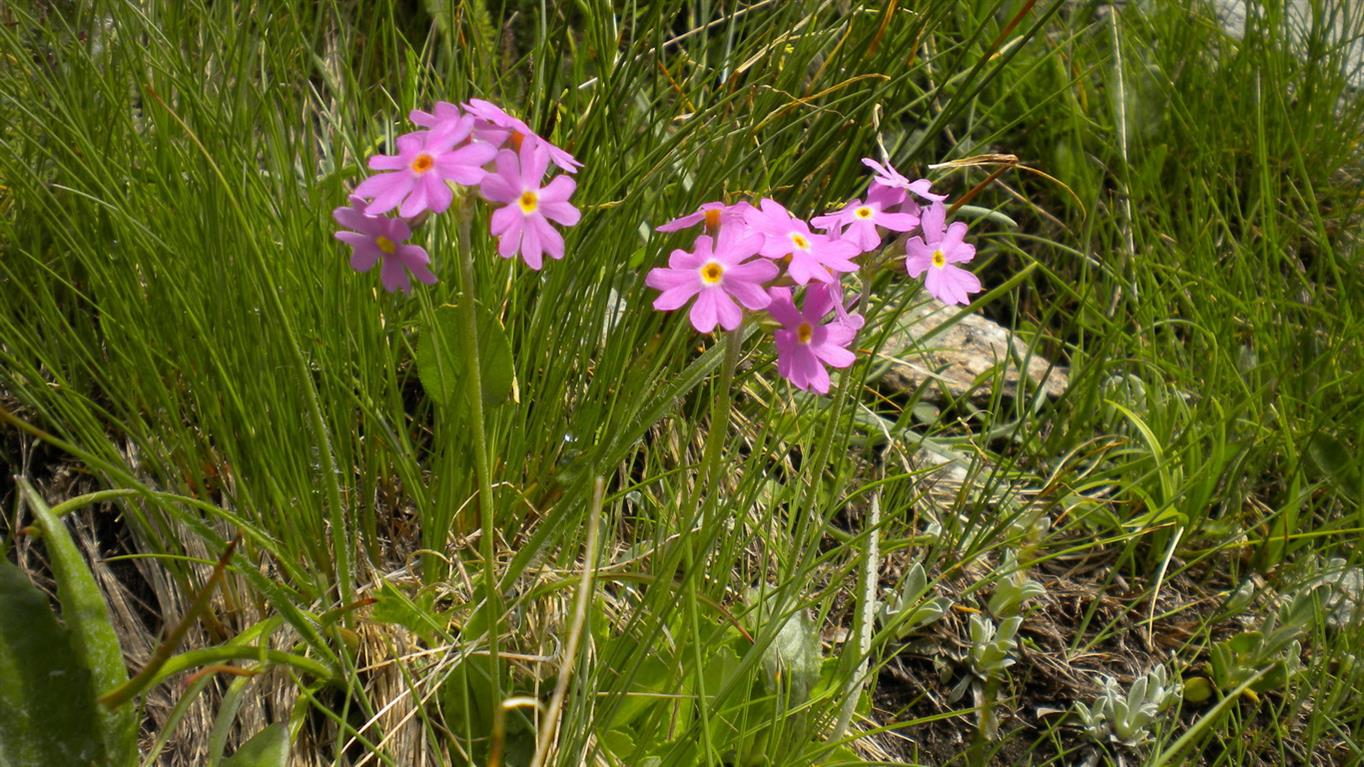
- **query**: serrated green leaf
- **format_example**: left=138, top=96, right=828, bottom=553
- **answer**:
left=21, top=481, right=136, bottom=765
left=220, top=723, right=288, bottom=767
left=417, top=303, right=515, bottom=409
left=0, top=558, right=107, bottom=767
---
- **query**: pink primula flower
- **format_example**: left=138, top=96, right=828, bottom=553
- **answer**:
left=744, top=199, right=860, bottom=285
left=905, top=205, right=981, bottom=306
left=768, top=285, right=863, bottom=395
left=811, top=185, right=919, bottom=253
left=464, top=98, right=582, bottom=173
left=333, top=195, right=437, bottom=293
left=479, top=136, right=581, bottom=270
left=355, top=117, right=497, bottom=217
left=645, top=227, right=776, bottom=333
left=861, top=157, right=946, bottom=208
left=656, top=201, right=753, bottom=234
left=409, top=100, right=462, bottom=131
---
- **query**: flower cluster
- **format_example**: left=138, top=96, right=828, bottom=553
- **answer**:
left=333, top=100, right=581, bottom=292
left=645, top=157, right=982, bottom=394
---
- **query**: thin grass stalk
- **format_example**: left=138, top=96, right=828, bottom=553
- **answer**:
left=530, top=477, right=604, bottom=767
left=831, top=484, right=880, bottom=741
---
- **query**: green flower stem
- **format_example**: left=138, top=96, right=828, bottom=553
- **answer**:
left=683, top=325, right=743, bottom=766
left=454, top=211, right=505, bottom=766
left=413, top=289, right=453, bottom=571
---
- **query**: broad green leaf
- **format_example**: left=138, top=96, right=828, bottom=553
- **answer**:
left=220, top=723, right=288, bottom=767
left=1182, top=676, right=1213, bottom=704
left=369, top=580, right=446, bottom=644
left=417, top=303, right=515, bottom=409
left=21, top=480, right=137, bottom=765
left=1306, top=432, right=1360, bottom=503
left=761, top=609, right=821, bottom=705
left=0, top=558, right=107, bottom=767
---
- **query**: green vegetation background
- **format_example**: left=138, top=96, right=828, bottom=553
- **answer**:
left=1, top=0, right=1360, bottom=765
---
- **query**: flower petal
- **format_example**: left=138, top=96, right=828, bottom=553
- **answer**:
left=766, top=287, right=801, bottom=327
left=689, top=288, right=720, bottom=333
left=724, top=279, right=771, bottom=311
left=653, top=283, right=700, bottom=311
left=646, top=266, right=696, bottom=291
left=357, top=172, right=416, bottom=215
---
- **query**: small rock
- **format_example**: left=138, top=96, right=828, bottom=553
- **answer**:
left=875, top=301, right=1069, bottom=402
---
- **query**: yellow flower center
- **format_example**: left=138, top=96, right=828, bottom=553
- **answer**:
left=375, top=236, right=397, bottom=255
left=410, top=153, right=434, bottom=174
left=519, top=190, right=539, bottom=214
left=789, top=233, right=810, bottom=251
left=931, top=249, right=946, bottom=269
left=796, top=322, right=814, bottom=344
left=854, top=206, right=873, bottom=219
left=700, top=261, right=725, bottom=285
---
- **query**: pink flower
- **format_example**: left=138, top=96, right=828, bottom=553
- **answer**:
left=768, top=285, right=863, bottom=395
left=479, top=137, right=581, bottom=270
left=743, top=199, right=860, bottom=285
left=464, top=98, right=582, bottom=174
left=333, top=195, right=436, bottom=293
left=409, top=100, right=462, bottom=130
left=656, top=201, right=753, bottom=234
left=861, top=157, right=946, bottom=208
left=645, top=228, right=776, bottom=333
left=905, top=209, right=981, bottom=306
left=355, top=118, right=497, bottom=217
left=810, top=186, right=919, bottom=253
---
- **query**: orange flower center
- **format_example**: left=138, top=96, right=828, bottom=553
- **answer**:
left=519, top=190, right=539, bottom=214
left=375, top=236, right=397, bottom=255
left=510, top=132, right=526, bottom=150
left=789, top=233, right=810, bottom=251
left=700, top=261, right=725, bottom=285
left=854, top=206, right=873, bottom=219
left=703, top=208, right=723, bottom=234
left=410, top=153, right=435, bottom=173
left=931, top=249, right=946, bottom=269
left=796, top=322, right=814, bottom=344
